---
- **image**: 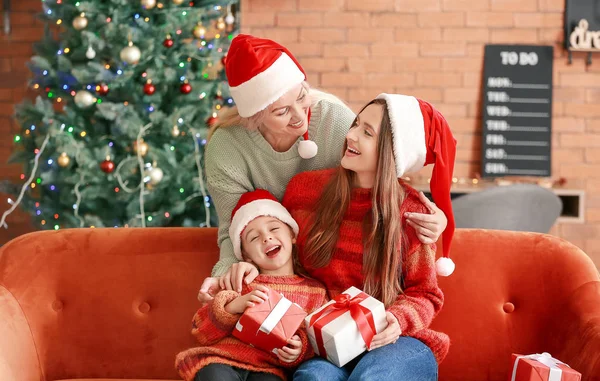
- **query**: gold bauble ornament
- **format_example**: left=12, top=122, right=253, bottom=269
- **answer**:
left=172, top=0, right=184, bottom=4
left=72, top=13, right=88, bottom=30
left=141, top=0, right=157, bottom=9
left=216, top=18, right=226, bottom=30
left=148, top=167, right=164, bottom=185
left=133, top=140, right=149, bottom=156
left=74, top=90, right=96, bottom=108
left=57, top=152, right=70, bottom=167
left=171, top=125, right=180, bottom=137
left=120, top=42, right=142, bottom=65
left=193, top=23, right=206, bottom=39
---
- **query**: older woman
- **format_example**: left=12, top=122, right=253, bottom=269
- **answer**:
left=199, top=34, right=447, bottom=300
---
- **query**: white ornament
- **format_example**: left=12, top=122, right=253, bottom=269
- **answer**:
left=86, top=46, right=96, bottom=59
left=435, top=257, right=455, bottom=277
left=225, top=13, right=235, bottom=25
left=74, top=90, right=96, bottom=108
left=148, top=167, right=164, bottom=185
left=141, top=0, right=157, bottom=9
left=298, top=140, right=318, bottom=159
left=120, top=43, right=142, bottom=65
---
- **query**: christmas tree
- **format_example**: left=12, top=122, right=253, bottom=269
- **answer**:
left=3, top=0, right=238, bottom=230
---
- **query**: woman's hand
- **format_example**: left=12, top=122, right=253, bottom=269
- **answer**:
left=219, top=262, right=260, bottom=292
left=405, top=191, right=448, bottom=245
left=224, top=285, right=270, bottom=314
left=369, top=312, right=402, bottom=350
left=198, top=277, right=221, bottom=304
left=276, top=335, right=303, bottom=363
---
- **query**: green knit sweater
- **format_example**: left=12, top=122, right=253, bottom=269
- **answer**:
left=206, top=92, right=356, bottom=276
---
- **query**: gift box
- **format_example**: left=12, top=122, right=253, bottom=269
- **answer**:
left=232, top=287, right=307, bottom=354
left=509, top=353, right=582, bottom=381
left=305, top=286, right=388, bottom=367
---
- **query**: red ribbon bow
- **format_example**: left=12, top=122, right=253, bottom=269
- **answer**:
left=308, top=291, right=377, bottom=360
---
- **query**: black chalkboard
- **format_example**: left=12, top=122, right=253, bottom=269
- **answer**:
left=480, top=44, right=553, bottom=178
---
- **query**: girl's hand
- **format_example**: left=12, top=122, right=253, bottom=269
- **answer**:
left=276, top=335, right=303, bottom=363
left=224, top=285, right=270, bottom=314
left=198, top=277, right=220, bottom=304
left=220, top=262, right=260, bottom=292
left=369, top=312, right=401, bottom=350
left=405, top=191, right=448, bottom=245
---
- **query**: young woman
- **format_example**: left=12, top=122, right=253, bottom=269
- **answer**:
left=199, top=35, right=448, bottom=301
left=281, top=94, right=456, bottom=380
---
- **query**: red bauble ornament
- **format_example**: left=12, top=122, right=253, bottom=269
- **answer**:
left=215, top=94, right=223, bottom=101
left=180, top=83, right=192, bottom=94
left=163, top=38, right=174, bottom=48
left=144, top=82, right=156, bottom=95
left=100, top=159, right=115, bottom=173
left=96, top=83, right=109, bottom=96
left=207, top=116, right=218, bottom=126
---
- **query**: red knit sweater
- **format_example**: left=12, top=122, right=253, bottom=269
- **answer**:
left=175, top=274, right=328, bottom=381
left=282, top=169, right=450, bottom=363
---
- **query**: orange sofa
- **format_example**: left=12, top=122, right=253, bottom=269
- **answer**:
left=1, top=227, right=599, bottom=381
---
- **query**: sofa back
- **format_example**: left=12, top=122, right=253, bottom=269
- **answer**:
left=1, top=227, right=598, bottom=380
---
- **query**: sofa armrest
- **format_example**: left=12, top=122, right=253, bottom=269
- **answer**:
left=0, top=285, right=42, bottom=381
left=548, top=281, right=600, bottom=381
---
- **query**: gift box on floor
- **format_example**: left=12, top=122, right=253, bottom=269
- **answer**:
left=233, top=287, right=307, bottom=354
left=305, top=286, right=388, bottom=367
left=509, top=353, right=582, bottom=381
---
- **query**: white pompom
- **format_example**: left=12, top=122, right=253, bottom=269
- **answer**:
left=436, top=257, right=455, bottom=277
left=298, top=140, right=318, bottom=159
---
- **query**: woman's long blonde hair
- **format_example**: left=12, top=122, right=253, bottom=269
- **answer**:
left=208, top=82, right=336, bottom=140
left=302, top=99, right=407, bottom=307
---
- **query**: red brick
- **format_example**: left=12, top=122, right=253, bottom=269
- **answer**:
left=300, top=58, right=346, bottom=72
left=396, top=0, right=441, bottom=11
left=491, top=0, right=537, bottom=11
left=490, top=29, right=538, bottom=43
left=418, top=12, right=465, bottom=27
left=467, top=101, right=483, bottom=118
left=420, top=42, right=466, bottom=57
left=443, top=28, right=490, bottom=42
left=350, top=28, right=394, bottom=43
left=11, top=0, right=39, bottom=12
left=467, top=43, right=485, bottom=58
left=565, top=104, right=600, bottom=118
left=586, top=90, right=600, bottom=103
left=300, top=28, right=346, bottom=42
left=559, top=164, right=600, bottom=178
left=244, top=12, right=276, bottom=27
left=0, top=58, right=10, bottom=73
left=436, top=103, right=468, bottom=116
left=463, top=72, right=481, bottom=87
left=446, top=117, right=479, bottom=132
left=586, top=149, right=600, bottom=163
left=553, top=148, right=585, bottom=163
left=366, top=73, right=416, bottom=88
left=514, top=13, right=562, bottom=28
left=324, top=44, right=369, bottom=57
left=561, top=134, right=600, bottom=147
left=348, top=88, right=380, bottom=103
left=405, top=88, right=444, bottom=102
left=553, top=102, right=565, bottom=117
left=5, top=27, right=43, bottom=42
left=456, top=148, right=479, bottom=161
left=442, top=57, right=483, bottom=71
left=372, top=43, right=419, bottom=57
left=11, top=57, right=29, bottom=74
left=560, top=74, right=600, bottom=88
left=587, top=179, right=600, bottom=192
left=0, top=42, right=33, bottom=56
left=298, top=0, right=344, bottom=10
left=306, top=72, right=321, bottom=86
left=347, top=0, right=395, bottom=11
left=248, top=28, right=298, bottom=42
left=466, top=12, right=514, bottom=27
left=538, top=29, right=563, bottom=44
left=370, top=13, right=417, bottom=28
left=443, top=87, right=480, bottom=103
left=553, top=88, right=586, bottom=103
left=284, top=43, right=322, bottom=57
left=396, top=28, right=442, bottom=42
left=348, top=58, right=393, bottom=73
left=321, top=73, right=365, bottom=87
left=588, top=119, right=600, bottom=132
left=417, top=72, right=462, bottom=87
left=250, top=0, right=296, bottom=11
left=277, top=13, right=322, bottom=27
left=0, top=89, right=11, bottom=102
left=553, top=118, right=585, bottom=132
left=443, top=0, right=489, bottom=11
left=538, top=0, right=564, bottom=11
left=328, top=12, right=373, bottom=28
left=0, top=102, right=14, bottom=116
left=585, top=210, right=600, bottom=223
left=394, top=58, right=442, bottom=72
left=1, top=12, right=35, bottom=26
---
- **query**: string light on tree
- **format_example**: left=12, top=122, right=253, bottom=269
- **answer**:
left=171, top=125, right=180, bottom=137
left=120, top=42, right=142, bottom=65
left=72, top=13, right=88, bottom=30
left=96, top=83, right=109, bottom=96
left=193, top=23, right=206, bottom=39
left=172, top=0, right=184, bottom=4
left=216, top=17, right=226, bottom=30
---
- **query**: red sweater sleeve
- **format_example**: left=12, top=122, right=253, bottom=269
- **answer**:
left=387, top=243, right=444, bottom=336
left=190, top=290, right=241, bottom=346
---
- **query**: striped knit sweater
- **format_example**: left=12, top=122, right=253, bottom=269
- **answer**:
left=206, top=91, right=356, bottom=277
left=175, top=274, right=328, bottom=381
left=282, top=169, right=450, bottom=363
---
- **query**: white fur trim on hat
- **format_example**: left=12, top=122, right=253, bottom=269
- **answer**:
left=376, top=94, right=427, bottom=177
left=436, top=257, right=455, bottom=276
left=229, top=199, right=300, bottom=260
left=298, top=140, right=318, bottom=159
left=229, top=53, right=305, bottom=118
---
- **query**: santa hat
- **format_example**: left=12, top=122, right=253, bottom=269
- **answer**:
left=375, top=93, right=457, bottom=276
left=226, top=34, right=317, bottom=159
left=229, top=189, right=299, bottom=260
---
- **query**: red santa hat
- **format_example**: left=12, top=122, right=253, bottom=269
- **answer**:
left=229, top=189, right=299, bottom=260
left=225, top=34, right=317, bottom=159
left=375, top=93, right=457, bottom=276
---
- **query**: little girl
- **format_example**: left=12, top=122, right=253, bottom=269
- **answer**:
left=175, top=189, right=327, bottom=381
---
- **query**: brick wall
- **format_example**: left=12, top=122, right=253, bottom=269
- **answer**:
left=2, top=0, right=600, bottom=267
left=241, top=0, right=600, bottom=266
